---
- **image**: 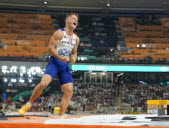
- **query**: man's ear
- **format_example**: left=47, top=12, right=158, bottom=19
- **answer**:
left=65, top=19, right=69, bottom=23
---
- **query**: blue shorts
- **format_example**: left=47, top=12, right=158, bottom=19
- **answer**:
left=44, top=56, right=73, bottom=85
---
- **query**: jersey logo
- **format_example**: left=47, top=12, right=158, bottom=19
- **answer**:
left=58, top=48, right=71, bottom=56
left=61, top=41, right=76, bottom=46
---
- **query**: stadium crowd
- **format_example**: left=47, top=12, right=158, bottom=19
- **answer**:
left=1, top=82, right=169, bottom=114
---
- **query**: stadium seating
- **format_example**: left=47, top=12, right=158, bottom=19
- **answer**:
left=119, top=17, right=169, bottom=62
left=0, top=12, right=53, bottom=58
left=0, top=12, right=169, bottom=64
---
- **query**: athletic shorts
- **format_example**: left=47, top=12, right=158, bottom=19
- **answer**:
left=44, top=56, right=73, bottom=85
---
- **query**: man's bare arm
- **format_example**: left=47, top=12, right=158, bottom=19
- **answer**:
left=48, top=30, right=68, bottom=63
left=70, top=36, right=80, bottom=64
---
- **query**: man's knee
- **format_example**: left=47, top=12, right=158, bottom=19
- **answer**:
left=65, top=88, right=73, bottom=96
left=39, top=74, right=52, bottom=89
left=63, top=87, right=73, bottom=97
left=39, top=82, right=48, bottom=88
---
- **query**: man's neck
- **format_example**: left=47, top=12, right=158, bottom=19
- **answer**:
left=64, top=26, right=74, bottom=36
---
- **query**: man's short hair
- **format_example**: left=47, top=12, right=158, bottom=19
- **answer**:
left=65, top=12, right=79, bottom=20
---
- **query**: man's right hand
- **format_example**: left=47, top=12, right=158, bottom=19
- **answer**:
left=60, top=56, right=69, bottom=63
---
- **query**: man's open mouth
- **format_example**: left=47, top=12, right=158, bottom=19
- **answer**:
left=73, top=23, right=77, bottom=26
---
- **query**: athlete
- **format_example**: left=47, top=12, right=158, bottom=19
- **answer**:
left=18, top=12, right=80, bottom=118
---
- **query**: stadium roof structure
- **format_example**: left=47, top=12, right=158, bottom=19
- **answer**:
left=0, top=0, right=168, bottom=13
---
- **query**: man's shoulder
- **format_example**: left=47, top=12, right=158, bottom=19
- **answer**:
left=53, top=29, right=64, bottom=39
left=54, top=29, right=64, bottom=34
left=76, top=35, right=80, bottom=43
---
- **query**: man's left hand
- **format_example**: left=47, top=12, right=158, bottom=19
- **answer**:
left=70, top=56, right=76, bottom=64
